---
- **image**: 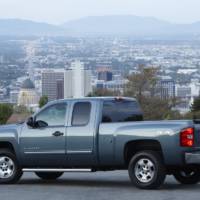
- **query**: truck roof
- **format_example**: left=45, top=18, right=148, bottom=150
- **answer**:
left=47, top=96, right=137, bottom=105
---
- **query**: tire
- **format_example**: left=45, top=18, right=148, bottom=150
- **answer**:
left=35, top=172, right=64, bottom=180
left=0, top=149, right=23, bottom=184
left=173, top=168, right=200, bottom=184
left=128, top=150, right=166, bottom=189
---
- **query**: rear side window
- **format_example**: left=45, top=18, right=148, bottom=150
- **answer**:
left=102, top=100, right=143, bottom=123
left=72, top=102, right=91, bottom=126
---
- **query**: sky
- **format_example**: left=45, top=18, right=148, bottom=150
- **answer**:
left=0, top=0, right=200, bottom=25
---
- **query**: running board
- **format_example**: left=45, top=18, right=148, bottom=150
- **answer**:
left=22, top=168, right=93, bottom=172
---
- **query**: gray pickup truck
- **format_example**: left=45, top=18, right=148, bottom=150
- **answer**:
left=0, top=97, right=200, bottom=189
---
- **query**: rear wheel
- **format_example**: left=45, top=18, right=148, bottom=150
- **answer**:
left=173, top=168, right=200, bottom=184
left=35, top=172, right=64, bottom=180
left=0, top=149, right=23, bottom=184
left=128, top=151, right=166, bottom=189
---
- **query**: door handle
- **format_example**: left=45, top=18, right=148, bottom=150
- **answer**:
left=52, top=131, right=64, bottom=137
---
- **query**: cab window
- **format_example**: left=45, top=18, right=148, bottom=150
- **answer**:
left=72, top=102, right=91, bottom=126
left=36, top=103, right=67, bottom=126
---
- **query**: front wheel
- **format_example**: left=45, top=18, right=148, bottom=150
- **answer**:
left=0, top=149, right=23, bottom=184
left=128, top=151, right=166, bottom=189
left=173, top=168, right=200, bottom=184
left=35, top=172, right=64, bottom=180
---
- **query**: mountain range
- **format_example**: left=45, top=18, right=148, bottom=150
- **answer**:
left=0, top=19, right=65, bottom=36
left=1, top=15, right=200, bottom=38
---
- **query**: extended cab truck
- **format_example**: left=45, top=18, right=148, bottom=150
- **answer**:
left=1, top=97, right=200, bottom=189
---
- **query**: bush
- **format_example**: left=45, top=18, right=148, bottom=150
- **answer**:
left=39, top=96, right=48, bottom=108
left=0, top=104, right=13, bottom=125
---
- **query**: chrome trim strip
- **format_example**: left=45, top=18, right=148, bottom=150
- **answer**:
left=22, top=168, right=92, bottom=172
left=24, top=151, right=65, bottom=154
left=66, top=150, right=92, bottom=154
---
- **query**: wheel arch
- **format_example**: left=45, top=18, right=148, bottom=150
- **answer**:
left=124, top=139, right=164, bottom=165
left=0, top=141, right=16, bottom=153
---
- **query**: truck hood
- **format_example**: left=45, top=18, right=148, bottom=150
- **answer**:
left=0, top=123, right=23, bottom=134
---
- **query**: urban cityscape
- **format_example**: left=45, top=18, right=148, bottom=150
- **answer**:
left=0, top=36, right=200, bottom=116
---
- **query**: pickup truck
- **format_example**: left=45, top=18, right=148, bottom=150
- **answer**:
left=0, top=97, right=200, bottom=189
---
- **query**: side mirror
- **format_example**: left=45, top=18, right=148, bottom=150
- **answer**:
left=27, top=117, right=34, bottom=127
left=35, top=120, right=48, bottom=128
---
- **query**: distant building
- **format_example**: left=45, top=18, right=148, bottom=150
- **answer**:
left=190, top=79, right=200, bottom=98
left=0, top=88, right=4, bottom=100
left=97, top=68, right=113, bottom=82
left=10, top=90, right=19, bottom=104
left=64, top=61, right=92, bottom=98
left=96, top=80, right=105, bottom=89
left=176, top=85, right=192, bottom=114
left=176, top=86, right=191, bottom=98
left=42, top=70, right=64, bottom=101
left=157, top=76, right=175, bottom=99
left=95, top=79, right=128, bottom=94
left=18, top=79, right=39, bottom=109
left=64, top=69, right=73, bottom=98
left=104, top=79, right=128, bottom=93
left=56, top=79, right=64, bottom=99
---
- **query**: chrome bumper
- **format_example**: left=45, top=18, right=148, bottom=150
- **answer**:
left=185, top=152, right=200, bottom=164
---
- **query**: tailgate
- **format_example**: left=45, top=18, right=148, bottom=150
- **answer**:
left=193, top=120, right=200, bottom=147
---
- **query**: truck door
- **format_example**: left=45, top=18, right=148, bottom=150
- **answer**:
left=66, top=100, right=97, bottom=166
left=20, top=102, right=68, bottom=167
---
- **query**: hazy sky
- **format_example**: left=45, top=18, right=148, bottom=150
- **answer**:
left=0, top=0, right=200, bottom=24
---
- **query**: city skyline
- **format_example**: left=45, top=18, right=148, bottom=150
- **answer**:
left=1, top=33, right=200, bottom=122
left=0, top=0, right=200, bottom=24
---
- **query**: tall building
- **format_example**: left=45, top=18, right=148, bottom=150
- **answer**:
left=84, top=69, right=92, bottom=97
left=64, top=69, right=73, bottom=98
left=64, top=61, right=92, bottom=98
left=42, top=70, right=64, bottom=101
left=56, top=79, right=64, bottom=99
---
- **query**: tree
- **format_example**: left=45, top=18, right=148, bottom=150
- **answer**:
left=125, top=65, right=158, bottom=103
left=39, top=96, right=48, bottom=108
left=124, top=65, right=180, bottom=120
left=191, top=97, right=200, bottom=112
left=183, top=97, right=200, bottom=120
left=140, top=96, right=181, bottom=120
left=0, top=104, right=13, bottom=125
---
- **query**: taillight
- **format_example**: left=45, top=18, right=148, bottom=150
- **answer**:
left=180, top=127, right=194, bottom=147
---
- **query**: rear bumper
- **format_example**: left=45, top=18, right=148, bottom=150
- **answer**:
left=185, top=152, right=200, bottom=164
